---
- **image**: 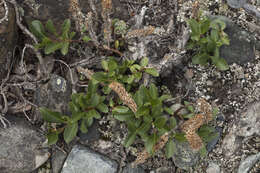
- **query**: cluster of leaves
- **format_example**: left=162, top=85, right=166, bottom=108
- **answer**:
left=112, top=83, right=178, bottom=157
left=112, top=19, right=128, bottom=49
left=29, top=19, right=91, bottom=55
left=92, top=57, right=159, bottom=93
left=40, top=80, right=108, bottom=144
left=187, top=16, right=230, bottom=71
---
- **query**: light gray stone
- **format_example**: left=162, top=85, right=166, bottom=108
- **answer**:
left=122, top=164, right=145, bottom=173
left=238, top=153, right=260, bottom=173
left=51, top=150, right=67, bottom=173
left=206, top=162, right=220, bottom=173
left=61, top=145, right=118, bottom=173
left=172, top=140, right=200, bottom=170
left=0, top=117, right=49, bottom=173
left=222, top=102, right=260, bottom=158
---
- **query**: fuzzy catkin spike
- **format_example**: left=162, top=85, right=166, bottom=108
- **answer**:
left=125, top=26, right=155, bottom=39
left=132, top=132, right=169, bottom=167
left=181, top=114, right=205, bottom=133
left=108, top=82, right=137, bottom=113
left=185, top=131, right=204, bottom=151
left=197, top=98, right=213, bottom=122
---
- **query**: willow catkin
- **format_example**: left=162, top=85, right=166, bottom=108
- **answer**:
left=185, top=131, right=204, bottom=151
left=108, top=81, right=137, bottom=113
left=132, top=132, right=169, bottom=166
left=197, top=98, right=213, bottom=122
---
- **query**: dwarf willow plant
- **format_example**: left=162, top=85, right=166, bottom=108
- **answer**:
left=93, top=57, right=159, bottom=93
left=29, top=19, right=91, bottom=55
left=187, top=16, right=230, bottom=71
left=40, top=80, right=108, bottom=144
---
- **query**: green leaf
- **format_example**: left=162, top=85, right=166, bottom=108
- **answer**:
left=47, top=132, right=59, bottom=145
left=166, top=140, right=176, bottom=158
left=187, top=105, right=194, bottom=113
left=114, top=112, right=134, bottom=121
left=207, top=38, right=216, bottom=52
left=124, top=131, right=137, bottom=147
left=80, top=120, right=88, bottom=133
left=61, top=19, right=71, bottom=39
left=212, top=107, right=219, bottom=118
left=108, top=58, right=118, bottom=71
left=169, top=117, right=177, bottom=129
left=145, top=133, right=158, bottom=155
left=154, top=116, right=167, bottom=129
left=101, top=60, right=109, bottom=71
left=159, top=95, right=171, bottom=102
left=164, top=107, right=173, bottom=115
left=213, top=57, right=229, bottom=71
left=140, top=57, right=149, bottom=67
left=210, top=19, right=226, bottom=30
left=134, top=72, right=142, bottom=81
left=97, top=103, right=109, bottom=113
left=69, top=32, right=76, bottom=39
left=126, top=75, right=135, bottom=84
left=30, top=20, right=46, bottom=40
left=87, top=109, right=101, bottom=119
left=199, top=145, right=207, bottom=158
left=82, top=35, right=91, bottom=42
left=188, top=19, right=200, bottom=35
left=102, top=85, right=112, bottom=95
left=44, top=42, right=63, bottom=54
left=46, top=19, right=56, bottom=35
left=221, top=33, right=230, bottom=45
left=174, top=133, right=187, bottom=142
left=145, top=68, right=159, bottom=77
left=182, top=113, right=194, bottom=119
left=61, top=42, right=69, bottom=55
left=149, top=83, right=158, bottom=99
left=39, top=107, right=66, bottom=123
left=90, top=93, right=100, bottom=107
left=71, top=112, right=84, bottom=123
left=192, top=53, right=209, bottom=65
left=63, top=123, right=78, bottom=143
left=92, top=72, right=109, bottom=82
left=137, top=122, right=151, bottom=136
left=200, top=18, right=210, bottom=34
left=136, top=106, right=149, bottom=118
left=113, top=106, right=129, bottom=113
left=210, top=29, right=219, bottom=42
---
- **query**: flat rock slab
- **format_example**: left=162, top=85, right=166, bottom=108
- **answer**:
left=0, top=116, right=49, bottom=173
left=61, top=145, right=118, bottom=173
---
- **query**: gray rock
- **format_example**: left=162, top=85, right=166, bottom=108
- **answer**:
left=61, top=145, right=118, bottom=173
left=78, top=119, right=100, bottom=144
left=34, top=74, right=72, bottom=121
left=222, top=102, right=260, bottom=158
left=51, top=150, right=67, bottom=173
left=206, top=162, right=220, bottom=173
left=238, top=153, right=260, bottom=173
left=236, top=102, right=260, bottom=137
left=0, top=116, right=49, bottom=173
left=0, top=3, right=17, bottom=81
left=212, top=16, right=256, bottom=65
left=153, top=167, right=176, bottom=173
left=172, top=140, right=200, bottom=170
left=206, top=127, right=222, bottom=152
left=122, top=164, right=145, bottom=173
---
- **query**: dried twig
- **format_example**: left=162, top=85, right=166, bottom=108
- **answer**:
left=8, top=0, right=38, bottom=44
